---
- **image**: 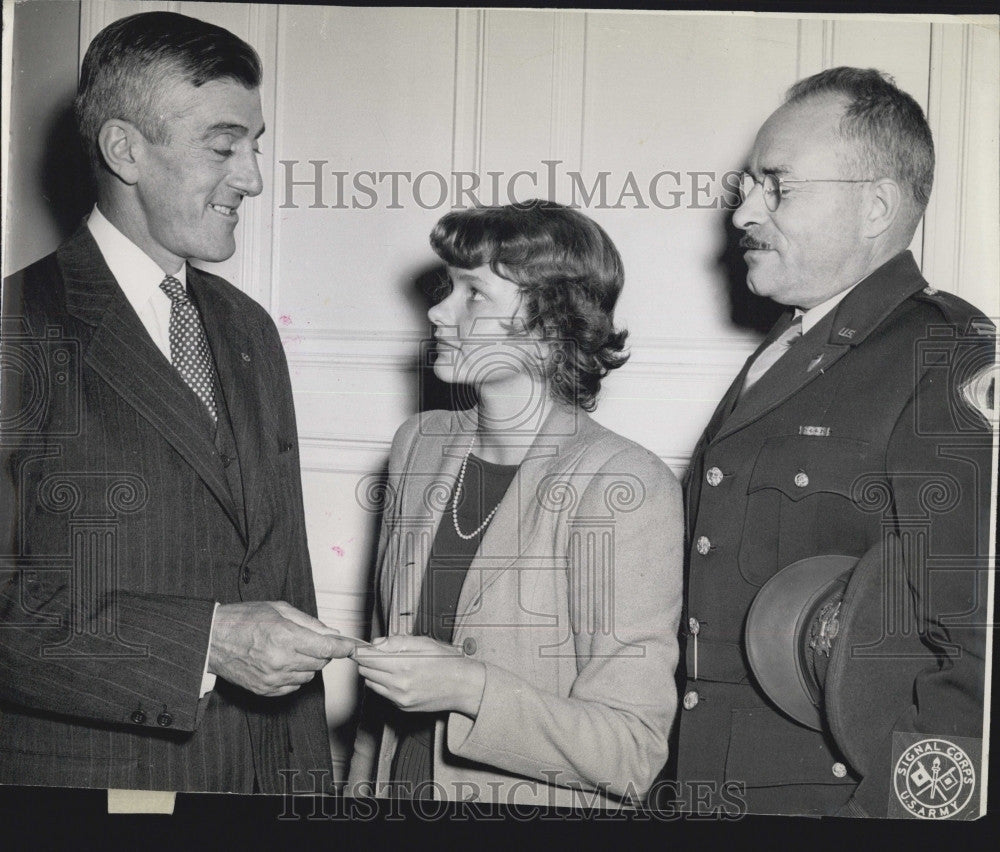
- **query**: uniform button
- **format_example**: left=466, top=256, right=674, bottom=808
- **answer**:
left=461, top=637, right=478, bottom=656
left=688, top=616, right=700, bottom=635
left=682, top=690, right=699, bottom=710
left=130, top=710, right=147, bottom=725
left=157, top=712, right=173, bottom=728
left=794, top=471, right=809, bottom=488
left=706, top=467, right=723, bottom=487
left=220, top=453, right=233, bottom=468
left=696, top=536, right=711, bottom=556
left=832, top=762, right=847, bottom=778
left=241, top=568, right=251, bottom=584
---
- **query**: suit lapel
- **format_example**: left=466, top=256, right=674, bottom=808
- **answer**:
left=712, top=251, right=928, bottom=444
left=59, top=227, right=242, bottom=533
left=187, top=265, right=262, bottom=538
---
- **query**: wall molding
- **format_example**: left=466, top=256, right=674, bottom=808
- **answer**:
left=451, top=8, right=486, bottom=180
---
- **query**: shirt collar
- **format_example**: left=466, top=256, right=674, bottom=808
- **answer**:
left=796, top=281, right=861, bottom=335
left=87, top=205, right=187, bottom=296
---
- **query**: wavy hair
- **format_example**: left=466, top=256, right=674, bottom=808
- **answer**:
left=430, top=201, right=629, bottom=411
left=75, top=12, right=262, bottom=174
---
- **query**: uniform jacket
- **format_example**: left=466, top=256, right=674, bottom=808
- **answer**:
left=0, top=226, right=331, bottom=793
left=678, top=251, right=994, bottom=817
left=347, top=403, right=683, bottom=807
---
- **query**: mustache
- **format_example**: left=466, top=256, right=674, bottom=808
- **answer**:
left=739, top=235, right=773, bottom=250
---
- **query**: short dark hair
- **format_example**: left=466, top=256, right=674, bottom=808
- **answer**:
left=430, top=201, right=629, bottom=412
left=786, top=66, right=934, bottom=211
left=75, top=11, right=262, bottom=173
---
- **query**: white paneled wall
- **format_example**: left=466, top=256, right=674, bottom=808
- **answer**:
left=78, top=3, right=1000, bottom=780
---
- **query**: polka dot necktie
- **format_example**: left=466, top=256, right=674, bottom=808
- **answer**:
left=159, top=275, right=218, bottom=422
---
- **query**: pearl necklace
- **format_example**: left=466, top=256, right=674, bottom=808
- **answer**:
left=451, top=433, right=505, bottom=540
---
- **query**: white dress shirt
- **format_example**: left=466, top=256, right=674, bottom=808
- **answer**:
left=87, top=205, right=219, bottom=699
left=797, top=282, right=861, bottom=334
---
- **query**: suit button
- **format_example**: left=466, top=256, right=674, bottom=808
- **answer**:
left=682, top=690, right=699, bottom=710
left=696, top=536, right=712, bottom=556
left=794, top=471, right=809, bottom=488
left=706, top=467, right=723, bottom=487
left=242, top=568, right=251, bottom=584
left=832, top=762, right=847, bottom=778
left=461, top=637, right=477, bottom=656
left=157, top=712, right=173, bottom=728
left=130, top=710, right=147, bottom=725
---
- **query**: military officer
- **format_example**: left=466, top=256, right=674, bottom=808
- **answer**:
left=675, top=67, right=995, bottom=818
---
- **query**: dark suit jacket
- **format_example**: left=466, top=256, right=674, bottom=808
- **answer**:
left=0, top=226, right=332, bottom=793
left=677, top=252, right=994, bottom=817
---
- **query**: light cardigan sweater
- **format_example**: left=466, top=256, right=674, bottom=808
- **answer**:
left=347, top=403, right=683, bottom=807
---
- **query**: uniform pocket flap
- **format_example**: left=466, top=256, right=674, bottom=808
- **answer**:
left=747, top=436, right=871, bottom=501
left=725, top=707, right=857, bottom=787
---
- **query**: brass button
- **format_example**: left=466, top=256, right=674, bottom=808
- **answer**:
left=794, top=471, right=809, bottom=488
left=156, top=712, right=173, bottom=728
left=682, top=690, right=699, bottom=710
left=130, top=710, right=147, bottom=725
left=696, top=536, right=711, bottom=556
left=688, top=617, right=700, bottom=635
left=706, top=467, right=723, bottom=487
left=462, top=637, right=477, bottom=656
left=832, top=762, right=847, bottom=778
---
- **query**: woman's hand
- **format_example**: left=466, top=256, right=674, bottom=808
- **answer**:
left=352, top=635, right=486, bottom=718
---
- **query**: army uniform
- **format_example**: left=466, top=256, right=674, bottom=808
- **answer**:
left=677, top=251, right=994, bottom=817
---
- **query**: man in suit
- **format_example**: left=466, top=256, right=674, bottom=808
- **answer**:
left=0, top=11, right=354, bottom=793
left=675, top=68, right=995, bottom=817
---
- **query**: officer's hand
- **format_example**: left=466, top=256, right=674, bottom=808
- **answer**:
left=209, top=601, right=358, bottom=696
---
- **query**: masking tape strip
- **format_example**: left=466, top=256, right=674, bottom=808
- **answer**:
left=107, top=789, right=176, bottom=814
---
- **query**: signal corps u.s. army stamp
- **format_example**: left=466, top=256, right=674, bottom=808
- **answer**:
left=890, top=734, right=980, bottom=819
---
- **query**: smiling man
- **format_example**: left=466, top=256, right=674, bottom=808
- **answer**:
left=676, top=68, right=995, bottom=817
left=0, top=12, right=355, bottom=793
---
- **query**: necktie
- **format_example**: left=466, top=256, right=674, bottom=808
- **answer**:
left=159, top=275, right=218, bottom=422
left=740, top=314, right=803, bottom=397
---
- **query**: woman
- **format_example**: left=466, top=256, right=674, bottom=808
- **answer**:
left=347, top=201, right=682, bottom=808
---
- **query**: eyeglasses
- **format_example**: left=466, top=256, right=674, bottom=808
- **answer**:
left=738, top=172, right=874, bottom=212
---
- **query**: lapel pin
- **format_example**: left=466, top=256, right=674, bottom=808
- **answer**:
left=241, top=352, right=251, bottom=363
left=837, top=327, right=856, bottom=339
left=799, top=425, right=831, bottom=437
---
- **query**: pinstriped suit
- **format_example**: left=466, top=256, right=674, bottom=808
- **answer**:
left=0, top=226, right=332, bottom=793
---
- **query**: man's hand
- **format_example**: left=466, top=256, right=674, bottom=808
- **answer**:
left=209, top=601, right=359, bottom=697
left=352, top=634, right=486, bottom=718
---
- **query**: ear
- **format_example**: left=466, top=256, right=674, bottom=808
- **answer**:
left=863, top=178, right=902, bottom=239
left=97, top=119, right=143, bottom=185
